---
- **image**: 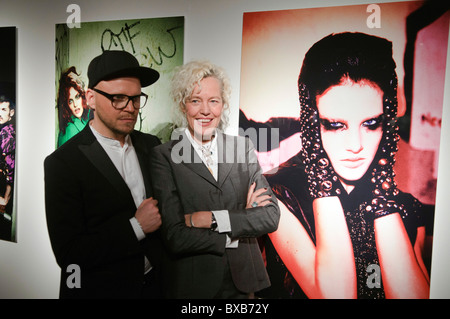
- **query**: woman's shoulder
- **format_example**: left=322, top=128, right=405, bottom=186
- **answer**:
left=152, top=130, right=186, bottom=157
left=265, top=154, right=311, bottom=212
left=395, top=189, right=429, bottom=228
left=265, top=153, right=307, bottom=188
left=65, top=116, right=88, bottom=133
left=219, top=131, right=248, bottom=144
left=152, top=139, right=172, bottom=153
left=396, top=190, right=423, bottom=209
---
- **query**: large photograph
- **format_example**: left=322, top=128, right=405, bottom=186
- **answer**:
left=0, top=27, right=17, bottom=243
left=55, top=16, right=184, bottom=148
left=239, top=1, right=449, bottom=298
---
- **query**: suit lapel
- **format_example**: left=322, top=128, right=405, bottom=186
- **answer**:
left=170, top=130, right=218, bottom=187
left=216, top=132, right=234, bottom=188
left=131, top=132, right=153, bottom=198
left=169, top=129, right=238, bottom=189
left=77, top=126, right=133, bottom=203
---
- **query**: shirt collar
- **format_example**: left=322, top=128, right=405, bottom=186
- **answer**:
left=90, top=123, right=132, bottom=149
left=184, top=128, right=217, bottom=152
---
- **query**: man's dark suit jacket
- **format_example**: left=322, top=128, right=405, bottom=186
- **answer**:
left=44, top=124, right=162, bottom=299
left=150, top=130, right=280, bottom=298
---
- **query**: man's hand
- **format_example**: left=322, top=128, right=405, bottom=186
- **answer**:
left=135, top=197, right=162, bottom=234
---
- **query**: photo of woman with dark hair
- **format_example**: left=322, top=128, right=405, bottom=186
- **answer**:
left=56, top=66, right=92, bottom=147
left=264, top=32, right=430, bottom=299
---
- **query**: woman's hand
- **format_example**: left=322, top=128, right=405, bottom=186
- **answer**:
left=246, top=182, right=271, bottom=209
left=185, top=211, right=213, bottom=228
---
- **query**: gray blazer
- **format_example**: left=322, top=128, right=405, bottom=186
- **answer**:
left=150, top=130, right=280, bottom=298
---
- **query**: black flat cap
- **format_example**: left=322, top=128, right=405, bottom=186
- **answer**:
left=87, top=50, right=159, bottom=88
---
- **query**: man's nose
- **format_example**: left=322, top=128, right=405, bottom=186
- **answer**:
left=123, top=99, right=135, bottom=112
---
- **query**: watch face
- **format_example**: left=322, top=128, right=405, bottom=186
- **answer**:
left=211, top=215, right=218, bottom=230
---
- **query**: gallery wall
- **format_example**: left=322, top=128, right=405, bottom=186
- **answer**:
left=0, top=0, right=449, bottom=299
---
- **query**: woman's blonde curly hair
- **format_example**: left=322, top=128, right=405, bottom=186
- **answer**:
left=170, top=60, right=231, bottom=130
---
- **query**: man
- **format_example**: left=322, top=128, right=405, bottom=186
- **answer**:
left=45, top=50, right=162, bottom=298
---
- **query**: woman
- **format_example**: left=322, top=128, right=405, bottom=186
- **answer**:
left=265, top=32, right=429, bottom=299
left=150, top=60, right=280, bottom=299
left=56, top=66, right=92, bottom=147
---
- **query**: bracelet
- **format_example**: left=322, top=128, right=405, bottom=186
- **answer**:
left=366, top=196, right=402, bottom=219
left=190, top=214, right=195, bottom=227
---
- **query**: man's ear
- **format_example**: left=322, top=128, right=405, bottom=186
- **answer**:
left=86, top=89, right=95, bottom=110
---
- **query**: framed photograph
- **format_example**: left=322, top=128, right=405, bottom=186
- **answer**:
left=0, top=26, right=17, bottom=243
left=239, top=1, right=449, bottom=298
left=55, top=16, right=184, bottom=148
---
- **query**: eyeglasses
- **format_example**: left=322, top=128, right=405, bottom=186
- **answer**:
left=92, top=88, right=148, bottom=110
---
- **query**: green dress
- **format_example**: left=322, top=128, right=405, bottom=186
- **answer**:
left=57, top=113, right=90, bottom=147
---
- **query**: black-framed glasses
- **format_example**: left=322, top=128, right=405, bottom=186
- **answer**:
left=92, top=88, right=148, bottom=110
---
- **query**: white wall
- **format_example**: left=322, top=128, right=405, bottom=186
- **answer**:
left=0, top=0, right=449, bottom=299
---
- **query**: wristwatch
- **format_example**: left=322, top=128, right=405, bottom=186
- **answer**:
left=210, top=213, right=218, bottom=230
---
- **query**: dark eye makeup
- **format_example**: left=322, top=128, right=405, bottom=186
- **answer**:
left=362, top=114, right=384, bottom=130
left=320, top=114, right=384, bottom=131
